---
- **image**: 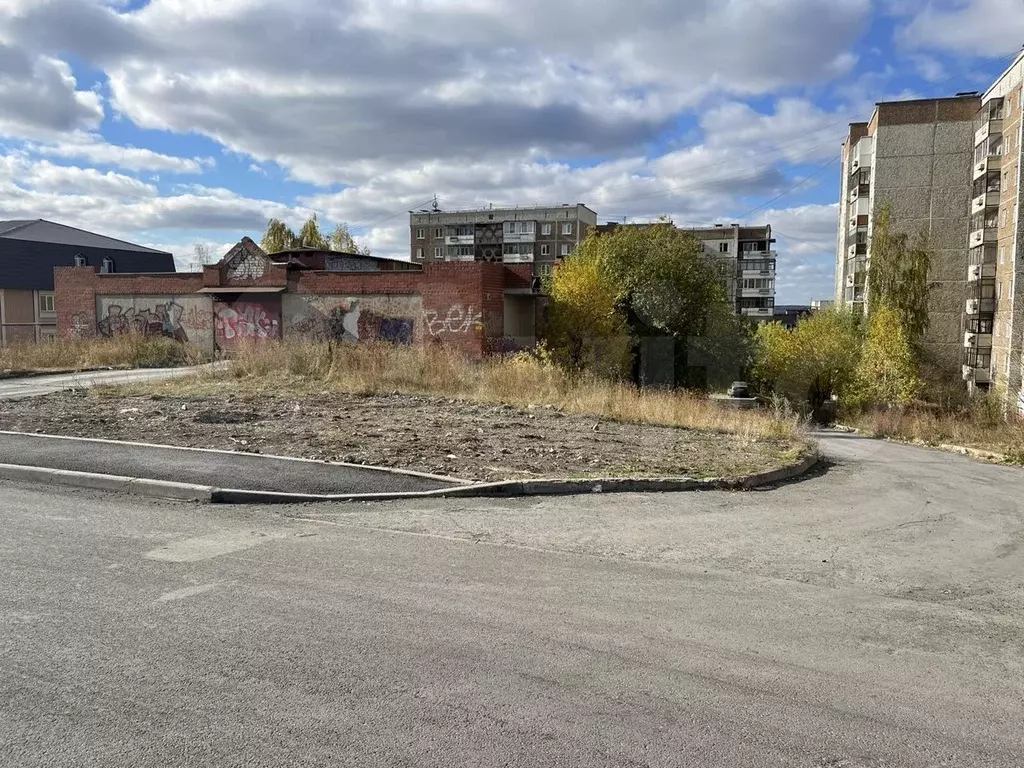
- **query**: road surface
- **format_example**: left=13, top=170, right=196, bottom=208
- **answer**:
left=0, top=366, right=222, bottom=401
left=1, top=432, right=1022, bottom=766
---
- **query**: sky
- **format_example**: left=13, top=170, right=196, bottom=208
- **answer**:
left=0, top=0, right=1023, bottom=302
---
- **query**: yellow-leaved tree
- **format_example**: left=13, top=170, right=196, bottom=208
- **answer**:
left=854, top=305, right=921, bottom=408
left=545, top=240, right=632, bottom=379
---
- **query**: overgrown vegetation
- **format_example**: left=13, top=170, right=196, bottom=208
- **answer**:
left=0, top=335, right=203, bottom=374
left=125, top=341, right=807, bottom=444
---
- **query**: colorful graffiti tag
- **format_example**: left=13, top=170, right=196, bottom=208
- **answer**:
left=215, top=302, right=280, bottom=340
left=98, top=302, right=189, bottom=342
left=423, top=305, right=482, bottom=336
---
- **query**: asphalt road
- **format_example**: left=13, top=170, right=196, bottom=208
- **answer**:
left=0, top=366, right=222, bottom=400
left=0, top=432, right=453, bottom=494
left=2, top=431, right=1023, bottom=767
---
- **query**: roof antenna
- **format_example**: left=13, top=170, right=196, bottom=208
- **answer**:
left=431, top=195, right=441, bottom=213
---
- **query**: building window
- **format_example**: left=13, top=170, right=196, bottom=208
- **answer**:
left=538, top=264, right=552, bottom=277
left=561, top=222, right=573, bottom=235
left=742, top=278, right=774, bottom=290
left=434, top=247, right=442, bottom=259
left=415, top=247, right=423, bottom=260
left=718, top=242, right=729, bottom=253
left=560, top=244, right=571, bottom=256
left=435, top=228, right=443, bottom=238
left=541, top=223, right=552, bottom=235
left=416, top=228, right=425, bottom=240
left=38, top=292, right=55, bottom=313
left=1001, top=207, right=1008, bottom=228
left=1000, top=246, right=1006, bottom=264
left=540, top=244, right=549, bottom=256
left=998, top=281, right=1003, bottom=300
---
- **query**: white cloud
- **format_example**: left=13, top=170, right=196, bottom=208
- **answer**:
left=898, top=0, right=1024, bottom=56
left=756, top=203, right=840, bottom=302
left=27, top=133, right=214, bottom=174
left=0, top=154, right=155, bottom=199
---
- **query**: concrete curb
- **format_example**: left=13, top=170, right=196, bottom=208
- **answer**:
left=0, top=448, right=820, bottom=504
left=832, top=424, right=1011, bottom=464
left=0, top=463, right=214, bottom=502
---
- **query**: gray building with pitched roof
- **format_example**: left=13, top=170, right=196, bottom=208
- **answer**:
left=0, top=220, right=174, bottom=343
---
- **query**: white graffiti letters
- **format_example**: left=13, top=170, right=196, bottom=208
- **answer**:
left=423, top=305, right=482, bottom=336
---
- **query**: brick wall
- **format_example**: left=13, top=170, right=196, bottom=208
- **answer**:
left=56, top=261, right=511, bottom=359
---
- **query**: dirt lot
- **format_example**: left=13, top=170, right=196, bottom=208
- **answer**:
left=0, top=389, right=804, bottom=481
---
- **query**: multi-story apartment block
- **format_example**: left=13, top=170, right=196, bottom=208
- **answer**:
left=835, top=94, right=982, bottom=375
left=682, top=224, right=777, bottom=318
left=408, top=204, right=598, bottom=279
left=964, top=51, right=1024, bottom=403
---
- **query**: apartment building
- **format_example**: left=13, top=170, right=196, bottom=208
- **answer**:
left=965, top=51, right=1024, bottom=403
left=408, top=204, right=598, bottom=279
left=680, top=224, right=777, bottom=318
left=835, top=94, right=981, bottom=375
left=0, top=219, right=174, bottom=343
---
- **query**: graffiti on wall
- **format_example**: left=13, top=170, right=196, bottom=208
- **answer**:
left=215, top=302, right=280, bottom=340
left=423, top=305, right=482, bottom=336
left=97, top=301, right=190, bottom=342
left=69, top=312, right=91, bottom=339
left=186, top=305, right=213, bottom=331
left=283, top=295, right=420, bottom=346
left=226, top=251, right=267, bottom=280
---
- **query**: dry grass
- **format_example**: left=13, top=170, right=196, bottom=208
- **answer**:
left=0, top=335, right=205, bottom=374
left=121, top=340, right=807, bottom=444
left=847, top=403, right=1024, bottom=459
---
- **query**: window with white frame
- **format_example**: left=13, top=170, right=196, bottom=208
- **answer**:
left=540, top=244, right=549, bottom=256
left=1001, top=207, right=1008, bottom=228
left=38, top=292, right=55, bottom=313
left=561, top=222, right=573, bottom=235
left=503, top=221, right=536, bottom=236
left=416, top=228, right=425, bottom=239
left=718, top=242, right=729, bottom=253
left=434, top=247, right=442, bottom=259
left=435, top=227, right=443, bottom=238
left=742, top=278, right=774, bottom=290
left=560, top=244, right=571, bottom=256
left=415, top=247, right=423, bottom=260
left=541, top=223, right=552, bottom=235
left=537, top=264, right=552, bottom=277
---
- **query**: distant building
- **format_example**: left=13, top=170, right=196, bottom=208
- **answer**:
left=266, top=246, right=420, bottom=273
left=0, top=219, right=174, bottom=343
left=773, top=304, right=812, bottom=330
left=811, top=299, right=834, bottom=311
left=408, top=204, right=598, bottom=280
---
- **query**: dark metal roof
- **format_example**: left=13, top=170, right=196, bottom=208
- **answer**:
left=0, top=219, right=175, bottom=290
left=0, top=219, right=170, bottom=254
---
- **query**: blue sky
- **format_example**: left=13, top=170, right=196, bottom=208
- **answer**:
left=0, top=0, right=1022, bottom=301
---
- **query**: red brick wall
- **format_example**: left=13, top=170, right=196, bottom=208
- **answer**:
left=56, top=261, right=512, bottom=359
left=56, top=267, right=205, bottom=338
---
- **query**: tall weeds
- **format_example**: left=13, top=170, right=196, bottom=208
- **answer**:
left=0, top=335, right=205, bottom=373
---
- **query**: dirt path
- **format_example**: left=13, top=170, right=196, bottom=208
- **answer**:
left=0, top=390, right=804, bottom=481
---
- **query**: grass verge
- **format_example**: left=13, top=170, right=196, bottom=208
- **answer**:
left=0, top=336, right=205, bottom=374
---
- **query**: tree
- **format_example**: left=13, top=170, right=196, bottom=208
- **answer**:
left=868, top=201, right=931, bottom=343
left=329, top=223, right=371, bottom=255
left=545, top=240, right=631, bottom=379
left=296, top=213, right=329, bottom=249
left=754, top=307, right=863, bottom=415
left=260, top=218, right=297, bottom=254
left=854, top=305, right=921, bottom=408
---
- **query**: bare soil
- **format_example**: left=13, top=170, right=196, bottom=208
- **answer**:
left=0, top=389, right=804, bottom=481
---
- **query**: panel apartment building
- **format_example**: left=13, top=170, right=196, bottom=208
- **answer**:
left=835, top=94, right=981, bottom=376
left=409, top=204, right=597, bottom=278
left=681, top=224, right=777, bottom=318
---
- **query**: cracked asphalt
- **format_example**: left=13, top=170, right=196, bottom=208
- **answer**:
left=2, top=431, right=1023, bottom=766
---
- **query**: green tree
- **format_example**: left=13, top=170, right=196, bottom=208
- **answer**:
left=329, top=223, right=371, bottom=255
left=754, top=307, right=862, bottom=414
left=296, top=213, right=329, bottom=249
left=854, top=305, right=921, bottom=408
left=260, top=218, right=297, bottom=254
left=545, top=240, right=631, bottom=379
left=868, top=201, right=931, bottom=343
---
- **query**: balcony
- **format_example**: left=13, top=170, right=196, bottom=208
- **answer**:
left=974, top=153, right=1003, bottom=180
left=966, top=298, right=996, bottom=315
left=971, top=192, right=1000, bottom=214
left=447, top=253, right=475, bottom=263
left=503, top=252, right=534, bottom=264
left=964, top=331, right=993, bottom=348
left=741, top=266, right=776, bottom=278
left=963, top=365, right=992, bottom=384
left=969, top=227, right=998, bottom=248
left=740, top=307, right=773, bottom=318
left=446, top=235, right=474, bottom=246
left=503, top=231, right=536, bottom=244
left=740, top=286, right=774, bottom=298
left=967, top=263, right=997, bottom=281
left=975, top=119, right=1003, bottom=148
